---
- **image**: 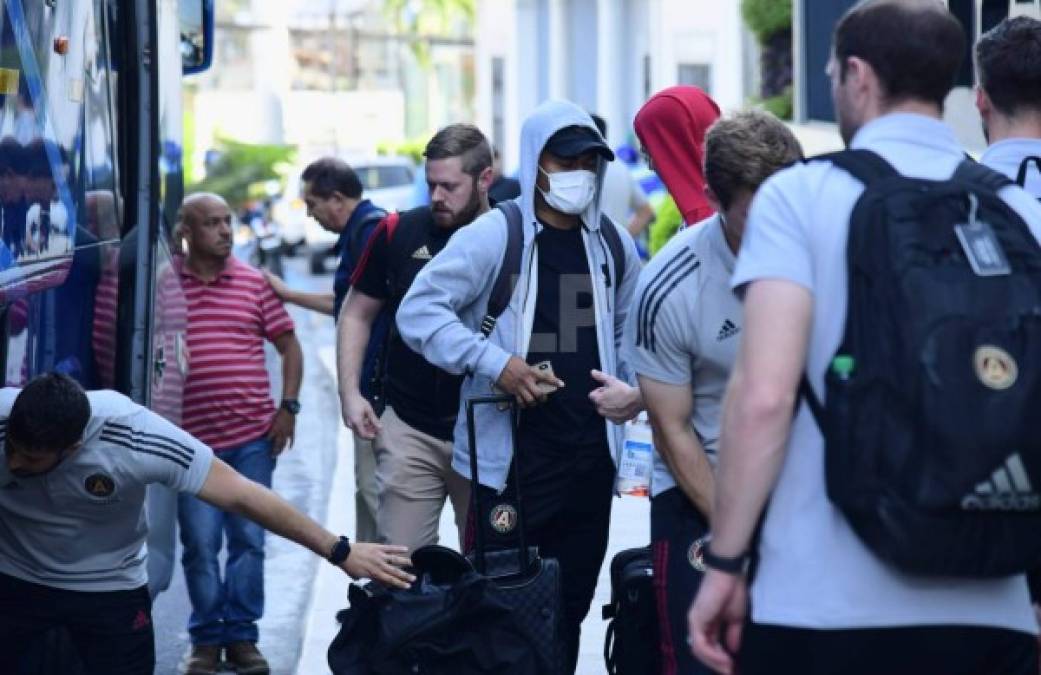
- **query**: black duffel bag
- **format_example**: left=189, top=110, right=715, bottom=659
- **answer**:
left=602, top=546, right=658, bottom=675
left=328, top=545, right=541, bottom=674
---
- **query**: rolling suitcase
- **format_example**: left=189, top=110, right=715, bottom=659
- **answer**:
left=602, top=546, right=659, bottom=675
left=465, top=395, right=565, bottom=675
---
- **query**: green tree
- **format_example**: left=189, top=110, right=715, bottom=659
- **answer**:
left=382, top=0, right=475, bottom=67
left=742, top=0, right=793, bottom=118
left=188, top=137, right=296, bottom=210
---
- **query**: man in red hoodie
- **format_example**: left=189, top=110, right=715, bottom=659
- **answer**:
left=634, top=86, right=721, bottom=244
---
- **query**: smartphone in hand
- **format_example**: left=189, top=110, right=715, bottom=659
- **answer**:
left=533, top=361, right=561, bottom=395
left=492, top=360, right=563, bottom=408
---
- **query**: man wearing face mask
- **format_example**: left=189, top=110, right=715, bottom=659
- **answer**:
left=396, top=100, right=643, bottom=673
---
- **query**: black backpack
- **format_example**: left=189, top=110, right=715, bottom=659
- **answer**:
left=480, top=200, right=626, bottom=337
left=803, top=149, right=1041, bottom=577
left=601, top=546, right=658, bottom=675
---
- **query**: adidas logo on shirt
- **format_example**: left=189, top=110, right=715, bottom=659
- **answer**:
left=716, top=319, right=740, bottom=342
left=961, top=453, right=1041, bottom=511
left=411, top=245, right=432, bottom=260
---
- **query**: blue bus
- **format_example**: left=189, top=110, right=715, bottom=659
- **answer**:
left=7, top=0, right=213, bottom=670
left=0, top=0, right=213, bottom=426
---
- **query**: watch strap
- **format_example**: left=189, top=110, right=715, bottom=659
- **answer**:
left=328, top=535, right=351, bottom=565
left=702, top=545, right=749, bottom=575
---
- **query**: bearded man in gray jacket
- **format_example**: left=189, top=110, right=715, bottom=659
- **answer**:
left=397, top=100, right=642, bottom=673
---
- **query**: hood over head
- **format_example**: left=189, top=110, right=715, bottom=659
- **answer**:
left=634, top=85, right=721, bottom=226
left=517, top=100, right=612, bottom=231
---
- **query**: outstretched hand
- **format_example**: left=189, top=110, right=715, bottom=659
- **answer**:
left=341, top=543, right=415, bottom=589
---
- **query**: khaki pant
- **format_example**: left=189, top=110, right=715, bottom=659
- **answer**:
left=353, top=432, right=379, bottom=543
left=374, top=406, right=470, bottom=552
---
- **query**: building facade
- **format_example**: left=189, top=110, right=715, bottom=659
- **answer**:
left=474, top=0, right=758, bottom=171
left=794, top=0, right=1041, bottom=152
left=189, top=0, right=475, bottom=171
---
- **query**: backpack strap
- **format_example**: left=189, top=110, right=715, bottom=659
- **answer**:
left=383, top=211, right=401, bottom=245
left=346, top=208, right=388, bottom=268
left=480, top=205, right=626, bottom=339
left=812, top=149, right=898, bottom=186
left=481, top=200, right=525, bottom=337
left=951, top=159, right=1014, bottom=192
left=799, top=374, right=824, bottom=428
left=1016, top=156, right=1041, bottom=189
left=598, top=214, right=626, bottom=295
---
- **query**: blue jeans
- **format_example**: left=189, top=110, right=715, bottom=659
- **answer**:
left=178, top=437, right=274, bottom=646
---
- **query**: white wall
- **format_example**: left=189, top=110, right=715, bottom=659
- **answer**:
left=249, top=0, right=292, bottom=144
left=651, top=0, right=749, bottom=111
left=474, top=0, right=753, bottom=169
left=475, top=0, right=522, bottom=169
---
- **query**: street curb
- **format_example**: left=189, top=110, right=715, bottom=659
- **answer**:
left=295, top=346, right=350, bottom=674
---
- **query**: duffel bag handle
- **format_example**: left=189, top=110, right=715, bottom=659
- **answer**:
left=466, top=395, right=529, bottom=576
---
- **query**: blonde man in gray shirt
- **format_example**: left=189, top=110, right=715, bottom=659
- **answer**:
left=624, top=110, right=801, bottom=674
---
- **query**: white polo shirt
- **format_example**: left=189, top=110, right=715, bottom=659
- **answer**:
left=981, top=137, right=1041, bottom=198
left=732, top=113, right=1038, bottom=633
left=624, top=215, right=742, bottom=497
left=0, top=389, right=213, bottom=592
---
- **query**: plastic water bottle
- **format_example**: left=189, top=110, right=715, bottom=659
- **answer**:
left=828, top=355, right=855, bottom=447
left=618, top=412, right=653, bottom=497
left=831, top=355, right=855, bottom=380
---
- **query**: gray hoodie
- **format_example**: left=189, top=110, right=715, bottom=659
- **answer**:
left=396, top=100, right=641, bottom=491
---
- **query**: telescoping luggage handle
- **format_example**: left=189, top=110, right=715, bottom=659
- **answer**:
left=466, top=394, right=530, bottom=577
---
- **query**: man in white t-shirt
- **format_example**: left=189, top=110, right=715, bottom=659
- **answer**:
left=977, top=16, right=1041, bottom=198
left=689, top=2, right=1040, bottom=674
left=976, top=11, right=1041, bottom=640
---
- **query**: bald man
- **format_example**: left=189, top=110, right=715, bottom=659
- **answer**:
left=176, top=193, right=305, bottom=675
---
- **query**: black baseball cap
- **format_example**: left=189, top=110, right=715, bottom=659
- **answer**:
left=544, top=125, right=615, bottom=162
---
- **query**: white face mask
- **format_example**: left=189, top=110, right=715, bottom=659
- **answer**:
left=538, top=166, right=597, bottom=215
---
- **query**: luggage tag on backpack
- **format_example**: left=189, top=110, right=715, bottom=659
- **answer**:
left=955, top=194, right=1011, bottom=277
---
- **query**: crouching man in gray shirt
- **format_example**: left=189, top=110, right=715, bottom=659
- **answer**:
left=0, top=373, right=414, bottom=675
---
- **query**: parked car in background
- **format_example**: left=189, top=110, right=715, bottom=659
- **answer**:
left=269, top=172, right=308, bottom=255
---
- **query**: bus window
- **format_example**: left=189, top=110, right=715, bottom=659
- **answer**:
left=0, top=0, right=124, bottom=392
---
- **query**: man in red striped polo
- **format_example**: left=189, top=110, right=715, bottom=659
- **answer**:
left=175, top=192, right=303, bottom=675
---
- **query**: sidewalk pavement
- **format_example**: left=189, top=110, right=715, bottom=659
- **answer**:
left=296, top=347, right=651, bottom=674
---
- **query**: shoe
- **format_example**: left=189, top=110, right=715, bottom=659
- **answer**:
left=180, top=644, right=222, bottom=675
left=224, top=641, right=271, bottom=675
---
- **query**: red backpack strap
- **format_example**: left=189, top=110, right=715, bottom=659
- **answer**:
left=384, top=211, right=401, bottom=244
left=350, top=211, right=398, bottom=287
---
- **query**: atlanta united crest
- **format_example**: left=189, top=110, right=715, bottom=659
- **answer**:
left=489, top=503, right=518, bottom=534
left=84, top=473, right=116, bottom=498
left=974, top=345, right=1018, bottom=391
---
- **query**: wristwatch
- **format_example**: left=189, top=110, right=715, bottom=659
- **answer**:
left=281, top=399, right=301, bottom=415
left=702, top=545, right=750, bottom=576
left=328, top=535, right=352, bottom=565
